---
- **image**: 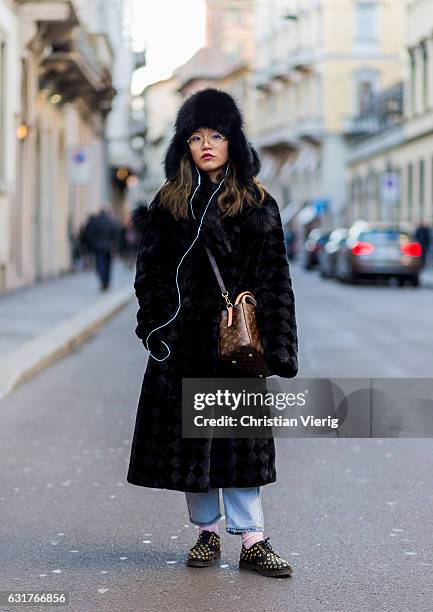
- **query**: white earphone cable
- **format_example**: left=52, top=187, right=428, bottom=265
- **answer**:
left=144, top=162, right=229, bottom=362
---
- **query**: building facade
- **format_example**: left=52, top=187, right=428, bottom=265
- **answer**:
left=0, top=0, right=20, bottom=290
left=251, top=0, right=405, bottom=236
left=0, top=0, right=138, bottom=293
left=346, top=0, right=433, bottom=230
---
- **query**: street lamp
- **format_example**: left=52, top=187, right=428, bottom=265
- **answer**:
left=16, top=123, right=29, bottom=141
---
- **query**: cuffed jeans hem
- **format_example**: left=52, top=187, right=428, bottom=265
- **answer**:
left=226, top=525, right=264, bottom=535
left=188, top=512, right=222, bottom=527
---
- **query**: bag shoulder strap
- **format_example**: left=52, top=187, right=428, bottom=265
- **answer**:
left=203, top=244, right=226, bottom=293
left=203, top=244, right=233, bottom=307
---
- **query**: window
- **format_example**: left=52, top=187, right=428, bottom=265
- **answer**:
left=355, top=1, right=379, bottom=43
left=395, top=167, right=402, bottom=223
left=358, top=81, right=374, bottom=115
left=358, top=230, right=411, bottom=243
left=353, top=69, right=379, bottom=116
left=316, top=6, right=324, bottom=46
left=419, top=158, right=425, bottom=217
left=407, top=162, right=413, bottom=222
left=222, top=40, right=242, bottom=61
left=227, top=7, right=242, bottom=25
left=0, top=33, right=6, bottom=189
left=421, top=41, right=428, bottom=110
left=409, top=48, right=416, bottom=115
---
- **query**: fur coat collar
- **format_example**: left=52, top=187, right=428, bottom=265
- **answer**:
left=131, top=168, right=280, bottom=261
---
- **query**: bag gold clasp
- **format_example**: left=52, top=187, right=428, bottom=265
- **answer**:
left=221, top=290, right=233, bottom=309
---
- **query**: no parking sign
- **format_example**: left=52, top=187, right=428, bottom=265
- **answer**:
left=381, top=172, right=399, bottom=205
left=68, top=145, right=93, bottom=185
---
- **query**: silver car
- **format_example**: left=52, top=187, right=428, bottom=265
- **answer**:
left=336, top=221, right=422, bottom=286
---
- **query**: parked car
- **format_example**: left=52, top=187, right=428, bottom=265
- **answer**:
left=302, top=228, right=332, bottom=270
left=336, top=221, right=422, bottom=286
left=319, top=228, right=349, bottom=278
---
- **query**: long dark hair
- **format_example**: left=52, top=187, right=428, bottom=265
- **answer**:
left=156, top=153, right=266, bottom=221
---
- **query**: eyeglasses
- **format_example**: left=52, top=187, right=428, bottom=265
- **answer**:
left=187, top=132, right=227, bottom=149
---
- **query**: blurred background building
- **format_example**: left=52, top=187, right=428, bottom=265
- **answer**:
left=0, top=0, right=141, bottom=292
left=2, top=0, right=433, bottom=294
left=251, top=0, right=405, bottom=238
left=347, top=0, right=433, bottom=230
left=137, top=0, right=416, bottom=244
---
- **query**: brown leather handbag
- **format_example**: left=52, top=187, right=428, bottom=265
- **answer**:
left=204, top=245, right=272, bottom=378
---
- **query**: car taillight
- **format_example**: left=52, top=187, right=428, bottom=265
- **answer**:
left=401, top=241, right=422, bottom=257
left=352, top=241, right=374, bottom=256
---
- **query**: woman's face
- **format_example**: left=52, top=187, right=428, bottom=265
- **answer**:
left=187, top=126, right=229, bottom=178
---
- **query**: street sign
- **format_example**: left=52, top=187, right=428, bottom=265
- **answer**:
left=380, top=172, right=399, bottom=205
left=68, top=145, right=93, bottom=185
left=312, top=198, right=330, bottom=216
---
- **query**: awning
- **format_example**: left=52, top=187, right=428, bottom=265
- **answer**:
left=280, top=201, right=304, bottom=225
left=259, top=156, right=279, bottom=182
left=297, top=205, right=317, bottom=225
left=297, top=198, right=330, bottom=225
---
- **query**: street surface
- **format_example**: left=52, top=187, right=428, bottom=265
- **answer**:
left=0, top=263, right=432, bottom=611
left=295, top=263, right=432, bottom=378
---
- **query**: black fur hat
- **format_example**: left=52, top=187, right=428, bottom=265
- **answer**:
left=164, top=88, right=261, bottom=187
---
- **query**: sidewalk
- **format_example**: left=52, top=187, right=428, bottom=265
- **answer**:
left=420, top=264, right=433, bottom=288
left=0, top=261, right=135, bottom=399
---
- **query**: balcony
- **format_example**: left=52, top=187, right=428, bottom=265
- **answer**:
left=254, top=125, right=300, bottom=153
left=343, top=115, right=381, bottom=136
left=288, top=47, right=315, bottom=73
left=18, top=0, right=77, bottom=27
left=343, top=82, right=404, bottom=138
left=254, top=71, right=274, bottom=92
left=293, top=116, right=324, bottom=144
left=20, top=0, right=116, bottom=113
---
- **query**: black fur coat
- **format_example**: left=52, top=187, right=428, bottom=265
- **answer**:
left=126, top=168, right=298, bottom=493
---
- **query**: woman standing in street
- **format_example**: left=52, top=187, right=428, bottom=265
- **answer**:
left=127, top=88, right=298, bottom=578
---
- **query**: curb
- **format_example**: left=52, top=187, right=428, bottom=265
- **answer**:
left=420, top=271, right=433, bottom=288
left=0, top=286, right=134, bottom=400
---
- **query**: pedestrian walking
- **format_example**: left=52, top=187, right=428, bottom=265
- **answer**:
left=414, top=220, right=431, bottom=267
left=126, top=88, right=298, bottom=578
left=85, top=204, right=121, bottom=291
left=119, top=211, right=140, bottom=269
left=76, top=218, right=95, bottom=270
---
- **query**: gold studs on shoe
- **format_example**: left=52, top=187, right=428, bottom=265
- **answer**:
left=186, top=531, right=221, bottom=568
left=239, top=538, right=293, bottom=578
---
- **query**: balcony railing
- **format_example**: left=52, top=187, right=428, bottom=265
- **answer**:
left=288, top=47, right=315, bottom=72
left=343, top=82, right=404, bottom=137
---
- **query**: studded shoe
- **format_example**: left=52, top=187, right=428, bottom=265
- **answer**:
left=239, top=537, right=293, bottom=577
left=186, top=530, right=221, bottom=567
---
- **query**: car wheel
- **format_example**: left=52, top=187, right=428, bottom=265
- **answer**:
left=410, top=275, right=419, bottom=287
left=397, top=277, right=406, bottom=287
left=346, top=268, right=358, bottom=284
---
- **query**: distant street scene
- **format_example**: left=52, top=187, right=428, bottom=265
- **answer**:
left=0, top=0, right=432, bottom=610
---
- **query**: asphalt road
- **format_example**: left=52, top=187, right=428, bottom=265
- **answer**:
left=294, top=261, right=433, bottom=378
left=0, top=264, right=432, bottom=612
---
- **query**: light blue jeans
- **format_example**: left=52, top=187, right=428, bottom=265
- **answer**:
left=185, top=487, right=264, bottom=535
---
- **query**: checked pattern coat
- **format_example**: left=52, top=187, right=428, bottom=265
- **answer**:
left=126, top=170, right=298, bottom=493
